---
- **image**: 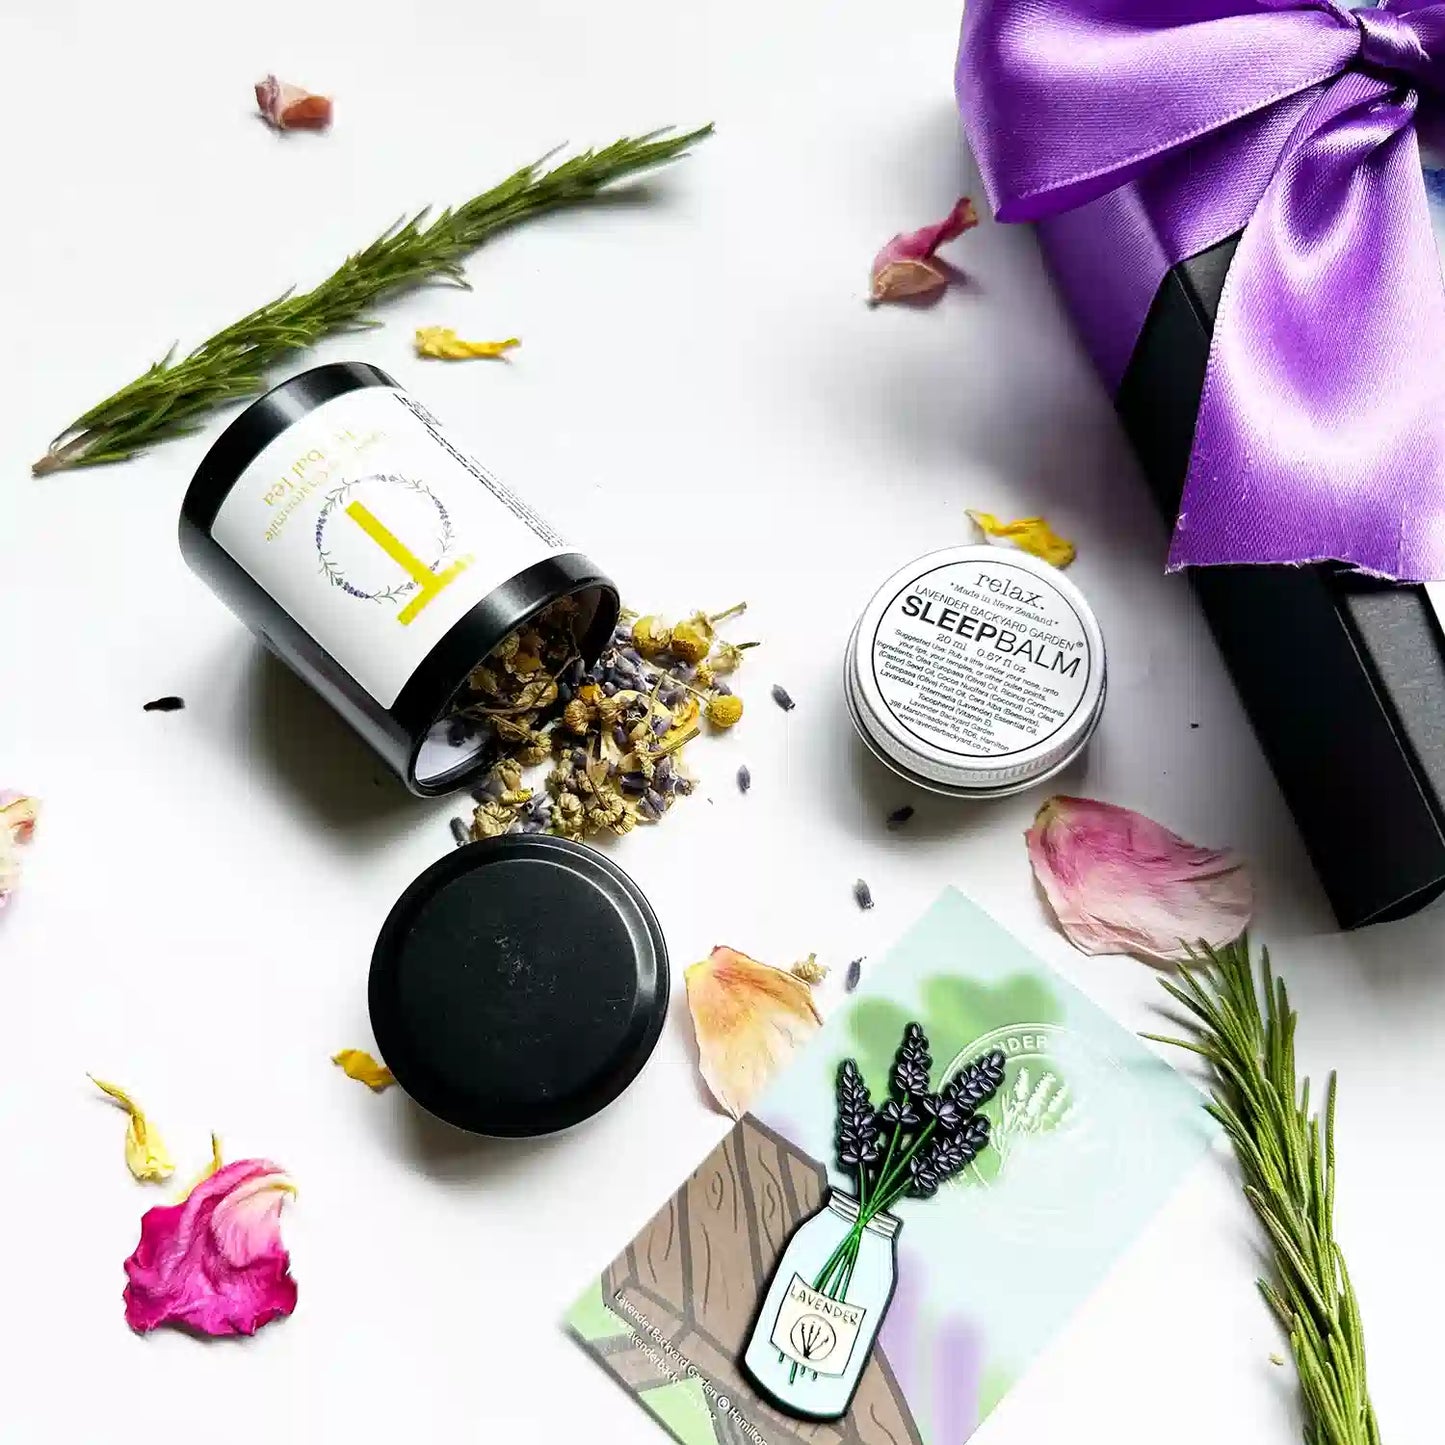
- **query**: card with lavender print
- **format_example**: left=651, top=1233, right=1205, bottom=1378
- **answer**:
left=566, top=888, right=1216, bottom=1445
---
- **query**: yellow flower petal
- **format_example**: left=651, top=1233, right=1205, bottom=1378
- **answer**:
left=178, top=1132, right=225, bottom=1201
left=414, top=327, right=520, bottom=360
left=332, top=1048, right=395, bottom=1092
left=684, top=946, right=821, bottom=1119
left=967, top=509, right=1077, bottom=569
left=90, top=1076, right=175, bottom=1183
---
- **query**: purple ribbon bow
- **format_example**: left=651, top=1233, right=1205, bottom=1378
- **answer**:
left=957, top=0, right=1445, bottom=580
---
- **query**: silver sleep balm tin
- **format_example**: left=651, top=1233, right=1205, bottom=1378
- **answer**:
left=845, top=545, right=1106, bottom=798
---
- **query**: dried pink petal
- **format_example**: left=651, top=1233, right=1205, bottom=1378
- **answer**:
left=0, top=792, right=38, bottom=909
left=123, top=1158, right=297, bottom=1337
left=1026, top=796, right=1253, bottom=965
left=869, top=197, right=979, bottom=303
left=254, top=75, right=333, bottom=131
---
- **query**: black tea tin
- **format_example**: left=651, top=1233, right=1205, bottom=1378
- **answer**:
left=369, top=835, right=669, bottom=1136
left=180, top=362, right=619, bottom=795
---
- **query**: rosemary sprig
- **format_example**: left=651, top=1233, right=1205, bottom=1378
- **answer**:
left=1148, top=939, right=1379, bottom=1445
left=34, top=125, right=712, bottom=475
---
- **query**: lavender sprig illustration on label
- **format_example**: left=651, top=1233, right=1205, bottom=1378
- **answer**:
left=744, top=1023, right=1006, bottom=1420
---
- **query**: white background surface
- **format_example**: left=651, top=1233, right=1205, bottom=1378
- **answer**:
left=0, top=2, right=1437, bottom=1441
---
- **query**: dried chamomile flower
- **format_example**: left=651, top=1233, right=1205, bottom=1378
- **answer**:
left=468, top=664, right=502, bottom=694
left=562, top=698, right=592, bottom=732
left=517, top=732, right=552, bottom=766
left=470, top=800, right=516, bottom=839
left=791, top=953, right=829, bottom=985
left=710, top=639, right=758, bottom=673
left=631, top=615, right=673, bottom=657
left=554, top=793, right=586, bottom=838
left=669, top=618, right=712, bottom=664
left=706, top=694, right=744, bottom=728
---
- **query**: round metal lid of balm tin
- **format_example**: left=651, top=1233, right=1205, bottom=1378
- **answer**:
left=845, top=546, right=1106, bottom=799
left=368, top=834, right=668, bottom=1137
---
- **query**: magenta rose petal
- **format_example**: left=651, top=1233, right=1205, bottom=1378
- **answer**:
left=869, top=197, right=979, bottom=303
left=1025, top=796, right=1253, bottom=965
left=123, top=1159, right=297, bottom=1337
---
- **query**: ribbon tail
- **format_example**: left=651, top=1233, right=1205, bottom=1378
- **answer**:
left=1171, top=70, right=1445, bottom=581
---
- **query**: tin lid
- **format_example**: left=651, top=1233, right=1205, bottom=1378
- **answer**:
left=368, top=835, right=669, bottom=1136
left=846, top=546, right=1106, bottom=796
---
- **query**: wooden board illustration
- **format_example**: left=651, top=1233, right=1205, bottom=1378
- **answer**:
left=573, top=1115, right=923, bottom=1445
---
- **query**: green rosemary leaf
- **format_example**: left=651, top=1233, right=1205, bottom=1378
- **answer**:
left=34, top=125, right=711, bottom=475
left=1157, top=939, right=1377, bottom=1445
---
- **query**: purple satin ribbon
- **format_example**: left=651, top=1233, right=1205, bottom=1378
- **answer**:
left=956, top=0, right=1445, bottom=580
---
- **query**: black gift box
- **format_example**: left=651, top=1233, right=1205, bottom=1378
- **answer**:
left=1109, top=235, right=1445, bottom=927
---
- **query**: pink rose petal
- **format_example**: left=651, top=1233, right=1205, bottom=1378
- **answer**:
left=0, top=792, right=38, bottom=909
left=254, top=75, right=332, bottom=131
left=123, top=1159, right=297, bottom=1337
left=870, top=197, right=979, bottom=303
left=1026, top=796, right=1253, bottom=965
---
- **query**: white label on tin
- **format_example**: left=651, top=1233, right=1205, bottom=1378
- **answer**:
left=769, top=1275, right=866, bottom=1378
left=210, top=387, right=565, bottom=707
left=869, top=557, right=1093, bottom=758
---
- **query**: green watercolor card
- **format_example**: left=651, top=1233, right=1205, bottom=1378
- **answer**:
left=567, top=887, right=1215, bottom=1445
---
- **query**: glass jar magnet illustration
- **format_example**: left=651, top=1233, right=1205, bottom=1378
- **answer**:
left=742, top=1026, right=1006, bottom=1421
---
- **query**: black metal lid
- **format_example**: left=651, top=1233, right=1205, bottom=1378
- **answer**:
left=369, top=835, right=669, bottom=1136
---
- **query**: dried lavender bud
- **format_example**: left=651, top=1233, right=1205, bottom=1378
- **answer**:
left=619, top=773, right=649, bottom=795
left=651, top=716, right=670, bottom=735
left=446, top=717, right=471, bottom=747
left=645, top=788, right=667, bottom=814
left=602, top=681, right=618, bottom=697
left=674, top=776, right=695, bottom=796
left=886, top=805, right=915, bottom=829
left=736, top=764, right=752, bottom=794
left=770, top=683, right=796, bottom=712
left=621, top=647, right=645, bottom=667
left=845, top=957, right=864, bottom=992
left=656, top=757, right=675, bottom=787
left=638, top=795, right=662, bottom=821
left=713, top=679, right=732, bottom=696
left=556, top=683, right=573, bottom=705
left=660, top=687, right=683, bottom=707
left=613, top=724, right=630, bottom=748
left=449, top=817, right=470, bottom=848
left=854, top=878, right=875, bottom=910
left=142, top=695, right=185, bottom=712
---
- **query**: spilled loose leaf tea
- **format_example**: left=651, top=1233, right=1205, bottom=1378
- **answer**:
left=332, top=1049, right=396, bottom=1092
left=414, top=327, right=520, bottom=360
left=770, top=684, right=795, bottom=712
left=737, top=764, right=752, bottom=794
left=853, top=878, right=875, bottom=910
left=142, top=696, right=185, bottom=713
left=844, top=956, right=864, bottom=992
left=685, top=945, right=821, bottom=1119
left=90, top=1077, right=175, bottom=1183
left=446, top=598, right=756, bottom=847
